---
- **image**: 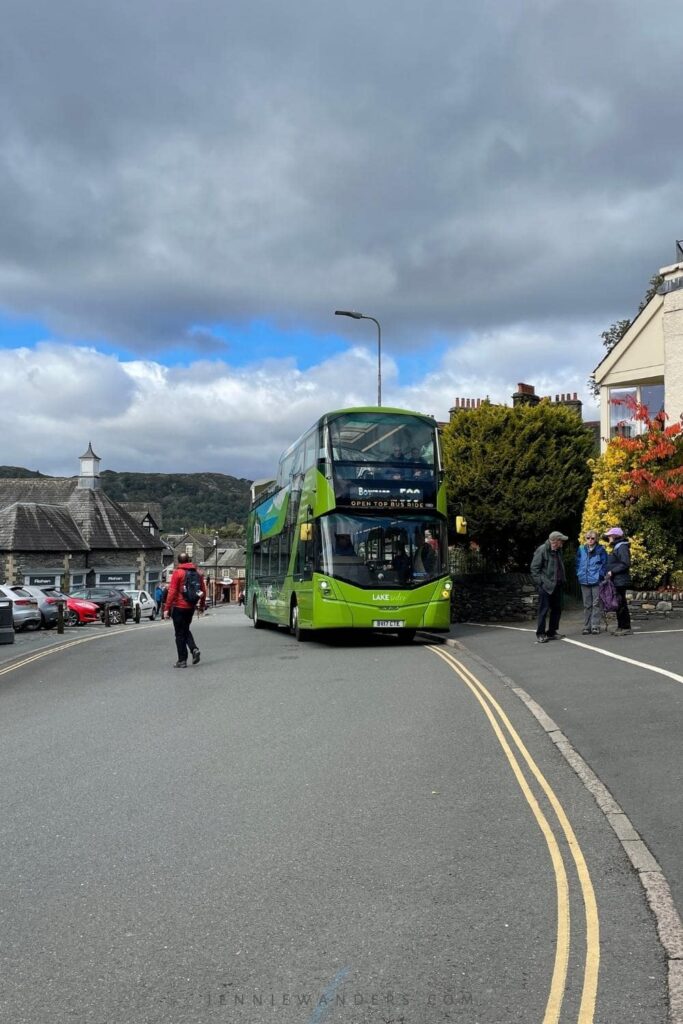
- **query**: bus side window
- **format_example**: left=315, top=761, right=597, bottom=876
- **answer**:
left=259, top=538, right=270, bottom=576
left=304, top=432, right=317, bottom=470
left=280, top=530, right=292, bottom=576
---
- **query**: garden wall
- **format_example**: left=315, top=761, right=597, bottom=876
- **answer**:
left=450, top=573, right=537, bottom=623
left=626, top=591, right=683, bottom=621
left=450, top=572, right=683, bottom=624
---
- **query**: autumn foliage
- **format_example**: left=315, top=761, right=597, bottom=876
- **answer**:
left=582, top=398, right=683, bottom=587
left=612, top=399, right=683, bottom=503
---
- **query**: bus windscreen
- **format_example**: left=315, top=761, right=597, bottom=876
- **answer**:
left=319, top=513, right=446, bottom=588
left=327, top=412, right=437, bottom=509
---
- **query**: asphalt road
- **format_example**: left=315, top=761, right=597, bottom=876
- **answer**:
left=0, top=608, right=671, bottom=1023
left=451, top=612, right=683, bottom=922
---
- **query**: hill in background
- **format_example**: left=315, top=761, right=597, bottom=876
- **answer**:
left=0, top=466, right=44, bottom=478
left=0, top=466, right=252, bottom=533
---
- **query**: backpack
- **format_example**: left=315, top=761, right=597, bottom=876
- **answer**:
left=598, top=577, right=619, bottom=612
left=181, top=567, right=202, bottom=605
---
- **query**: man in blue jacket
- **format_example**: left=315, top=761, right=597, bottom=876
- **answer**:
left=575, top=530, right=608, bottom=634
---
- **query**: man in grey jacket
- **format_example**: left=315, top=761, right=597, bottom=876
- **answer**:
left=530, top=530, right=568, bottom=643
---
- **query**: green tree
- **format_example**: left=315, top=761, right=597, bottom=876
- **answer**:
left=442, top=402, right=594, bottom=569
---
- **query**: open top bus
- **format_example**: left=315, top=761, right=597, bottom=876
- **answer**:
left=245, top=407, right=452, bottom=641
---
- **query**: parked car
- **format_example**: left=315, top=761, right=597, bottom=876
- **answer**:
left=21, top=585, right=65, bottom=629
left=68, top=587, right=132, bottom=625
left=42, top=589, right=100, bottom=626
left=0, top=584, right=42, bottom=632
left=123, top=589, right=158, bottom=620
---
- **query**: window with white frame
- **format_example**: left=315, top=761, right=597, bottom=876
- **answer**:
left=608, top=383, right=664, bottom=438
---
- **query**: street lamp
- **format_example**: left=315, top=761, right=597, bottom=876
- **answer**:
left=335, top=310, right=382, bottom=406
left=213, top=533, right=219, bottom=605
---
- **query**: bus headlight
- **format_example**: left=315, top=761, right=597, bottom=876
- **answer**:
left=441, top=580, right=452, bottom=599
left=318, top=580, right=336, bottom=599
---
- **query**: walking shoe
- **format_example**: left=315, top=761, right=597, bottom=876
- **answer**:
left=192, top=648, right=201, bottom=665
left=174, top=660, right=187, bottom=668
left=535, top=635, right=549, bottom=644
left=582, top=628, right=591, bottom=635
left=546, top=633, right=564, bottom=640
left=613, top=628, right=633, bottom=637
left=591, top=628, right=601, bottom=635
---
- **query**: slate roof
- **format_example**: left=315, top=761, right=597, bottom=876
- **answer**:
left=120, top=501, right=163, bottom=529
left=0, top=503, right=89, bottom=552
left=198, top=546, right=246, bottom=569
left=0, top=478, right=77, bottom=506
left=66, top=490, right=164, bottom=550
left=219, top=547, right=246, bottom=568
left=0, top=477, right=164, bottom=552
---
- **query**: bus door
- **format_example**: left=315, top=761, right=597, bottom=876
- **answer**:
left=293, top=521, right=315, bottom=627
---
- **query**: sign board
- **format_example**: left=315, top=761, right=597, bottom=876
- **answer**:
left=99, top=573, right=133, bottom=585
left=221, top=577, right=233, bottom=586
left=349, top=484, right=426, bottom=509
left=28, top=576, right=59, bottom=586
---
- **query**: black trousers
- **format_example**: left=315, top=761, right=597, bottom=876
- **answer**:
left=615, top=585, right=631, bottom=630
left=171, top=607, right=198, bottom=662
left=536, top=585, right=562, bottom=638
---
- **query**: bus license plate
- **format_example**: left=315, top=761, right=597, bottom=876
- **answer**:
left=373, top=619, right=405, bottom=628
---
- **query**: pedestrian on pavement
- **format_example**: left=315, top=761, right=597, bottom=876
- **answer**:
left=530, top=530, right=568, bottom=643
left=164, top=553, right=207, bottom=667
left=154, top=582, right=164, bottom=615
left=575, top=529, right=608, bottom=634
left=603, top=527, right=632, bottom=636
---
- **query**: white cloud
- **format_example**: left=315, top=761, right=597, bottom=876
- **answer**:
left=0, top=334, right=600, bottom=479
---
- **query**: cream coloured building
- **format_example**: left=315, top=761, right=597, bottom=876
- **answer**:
left=593, top=258, right=683, bottom=450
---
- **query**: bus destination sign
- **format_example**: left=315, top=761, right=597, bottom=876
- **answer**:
left=349, top=484, right=425, bottom=509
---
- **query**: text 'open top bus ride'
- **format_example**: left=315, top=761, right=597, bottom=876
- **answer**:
left=245, top=407, right=454, bottom=641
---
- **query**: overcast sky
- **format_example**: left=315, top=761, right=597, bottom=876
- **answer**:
left=1, top=0, right=681, bottom=479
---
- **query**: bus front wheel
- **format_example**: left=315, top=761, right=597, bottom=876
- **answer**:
left=252, top=598, right=264, bottom=629
left=290, top=601, right=309, bottom=642
left=399, top=629, right=416, bottom=643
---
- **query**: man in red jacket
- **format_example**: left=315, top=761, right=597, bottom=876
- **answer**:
left=164, top=553, right=207, bottom=667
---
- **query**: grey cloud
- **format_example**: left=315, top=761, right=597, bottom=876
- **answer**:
left=0, top=0, right=682, bottom=353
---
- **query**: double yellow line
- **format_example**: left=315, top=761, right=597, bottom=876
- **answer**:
left=427, top=646, right=600, bottom=1024
left=0, top=631, right=125, bottom=678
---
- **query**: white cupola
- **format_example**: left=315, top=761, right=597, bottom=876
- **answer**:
left=77, top=442, right=101, bottom=489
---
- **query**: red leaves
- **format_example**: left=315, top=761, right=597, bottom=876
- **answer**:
left=609, top=397, right=683, bottom=503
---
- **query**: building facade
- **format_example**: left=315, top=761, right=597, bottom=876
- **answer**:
left=592, top=257, right=683, bottom=450
left=0, top=445, right=164, bottom=591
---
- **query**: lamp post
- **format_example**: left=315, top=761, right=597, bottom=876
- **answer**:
left=334, top=310, right=382, bottom=406
left=213, top=533, right=219, bottom=606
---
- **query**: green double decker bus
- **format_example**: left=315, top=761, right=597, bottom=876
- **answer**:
left=245, top=407, right=452, bottom=641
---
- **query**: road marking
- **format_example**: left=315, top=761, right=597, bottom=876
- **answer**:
left=428, top=646, right=600, bottom=1024
left=0, top=630, right=129, bottom=678
left=563, top=638, right=683, bottom=685
left=464, top=622, right=683, bottom=686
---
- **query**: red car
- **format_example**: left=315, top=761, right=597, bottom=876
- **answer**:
left=44, top=590, right=100, bottom=626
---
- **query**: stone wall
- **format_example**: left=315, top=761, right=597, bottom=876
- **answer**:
left=451, top=573, right=537, bottom=623
left=626, top=590, right=683, bottom=621
left=450, top=574, right=683, bottom=624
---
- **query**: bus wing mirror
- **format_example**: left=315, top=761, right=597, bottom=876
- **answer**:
left=300, top=523, right=313, bottom=542
left=455, top=515, right=468, bottom=535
